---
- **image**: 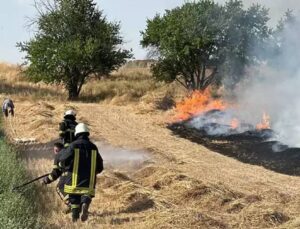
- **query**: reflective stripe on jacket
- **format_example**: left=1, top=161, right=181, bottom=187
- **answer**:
left=59, top=136, right=103, bottom=196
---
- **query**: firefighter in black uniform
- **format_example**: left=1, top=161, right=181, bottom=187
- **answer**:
left=2, top=98, right=15, bottom=117
left=59, top=123, right=103, bottom=222
left=42, top=142, right=71, bottom=213
left=59, top=110, right=78, bottom=147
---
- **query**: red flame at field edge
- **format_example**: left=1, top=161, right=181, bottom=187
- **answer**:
left=173, top=89, right=271, bottom=130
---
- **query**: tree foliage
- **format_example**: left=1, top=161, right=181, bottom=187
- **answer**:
left=18, top=0, right=132, bottom=100
left=141, top=0, right=271, bottom=91
left=221, top=1, right=271, bottom=88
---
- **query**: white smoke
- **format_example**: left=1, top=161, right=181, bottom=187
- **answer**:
left=188, top=109, right=254, bottom=136
left=232, top=17, right=300, bottom=147
left=215, top=0, right=300, bottom=26
left=189, top=110, right=233, bottom=136
left=95, top=141, right=150, bottom=170
left=187, top=13, right=300, bottom=148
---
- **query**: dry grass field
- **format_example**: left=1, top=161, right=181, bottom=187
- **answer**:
left=1, top=62, right=300, bottom=228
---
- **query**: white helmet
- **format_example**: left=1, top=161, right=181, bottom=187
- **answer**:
left=75, top=123, right=89, bottom=136
left=64, top=110, right=76, bottom=117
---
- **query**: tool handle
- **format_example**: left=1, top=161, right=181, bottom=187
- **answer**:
left=12, top=173, right=50, bottom=191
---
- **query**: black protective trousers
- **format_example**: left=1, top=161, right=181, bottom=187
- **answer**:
left=69, top=194, right=92, bottom=221
left=3, top=109, right=14, bottom=117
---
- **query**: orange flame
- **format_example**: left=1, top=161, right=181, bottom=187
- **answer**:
left=173, top=90, right=272, bottom=132
left=174, top=89, right=227, bottom=121
left=230, top=118, right=239, bottom=129
left=256, top=112, right=271, bottom=130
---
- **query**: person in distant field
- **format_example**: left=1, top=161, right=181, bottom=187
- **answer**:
left=59, top=123, right=103, bottom=222
left=59, top=110, right=78, bottom=147
left=42, top=142, right=71, bottom=213
left=2, top=98, right=14, bottom=117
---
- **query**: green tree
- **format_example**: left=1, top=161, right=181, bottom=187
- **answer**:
left=141, top=0, right=271, bottom=91
left=18, top=0, right=132, bottom=100
left=221, top=1, right=271, bottom=88
left=276, top=9, right=295, bottom=33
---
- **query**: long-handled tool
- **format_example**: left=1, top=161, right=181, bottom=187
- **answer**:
left=56, top=187, right=70, bottom=206
left=12, top=173, right=50, bottom=192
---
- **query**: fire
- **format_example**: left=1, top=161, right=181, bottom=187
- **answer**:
left=230, top=118, right=239, bottom=129
left=173, top=89, right=271, bottom=132
left=174, top=89, right=227, bottom=121
left=256, top=112, right=271, bottom=130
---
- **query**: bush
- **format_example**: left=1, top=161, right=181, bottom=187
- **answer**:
left=0, top=127, right=40, bottom=228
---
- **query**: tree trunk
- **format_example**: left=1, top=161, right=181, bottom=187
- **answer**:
left=77, top=75, right=87, bottom=97
left=199, top=64, right=205, bottom=91
left=67, top=68, right=82, bottom=100
left=68, top=83, right=80, bottom=100
left=195, top=65, right=201, bottom=90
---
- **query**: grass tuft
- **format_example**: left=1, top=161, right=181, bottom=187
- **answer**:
left=0, top=119, right=40, bottom=228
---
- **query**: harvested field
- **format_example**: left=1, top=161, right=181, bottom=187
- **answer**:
left=1, top=64, right=300, bottom=228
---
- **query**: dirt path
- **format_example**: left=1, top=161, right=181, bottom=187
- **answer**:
left=4, top=100, right=300, bottom=228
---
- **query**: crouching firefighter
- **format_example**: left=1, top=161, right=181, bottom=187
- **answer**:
left=59, top=110, right=78, bottom=147
left=2, top=98, right=15, bottom=118
left=59, top=123, right=103, bottom=222
left=42, top=142, right=71, bottom=213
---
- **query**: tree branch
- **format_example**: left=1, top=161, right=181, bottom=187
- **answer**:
left=202, top=68, right=217, bottom=90
left=175, top=77, right=188, bottom=89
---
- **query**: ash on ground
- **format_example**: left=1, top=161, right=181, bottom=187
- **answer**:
left=168, top=112, right=300, bottom=176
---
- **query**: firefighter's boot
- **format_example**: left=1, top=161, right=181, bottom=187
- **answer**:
left=71, top=206, right=80, bottom=222
left=81, top=203, right=90, bottom=222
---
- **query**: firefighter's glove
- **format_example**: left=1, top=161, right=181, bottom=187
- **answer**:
left=42, top=176, right=51, bottom=185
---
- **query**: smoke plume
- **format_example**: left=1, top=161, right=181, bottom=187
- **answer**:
left=232, top=16, right=300, bottom=147
left=184, top=9, right=300, bottom=148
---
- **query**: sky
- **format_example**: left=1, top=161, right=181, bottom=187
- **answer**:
left=0, top=0, right=299, bottom=64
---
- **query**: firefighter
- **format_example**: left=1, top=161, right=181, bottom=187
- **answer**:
left=2, top=98, right=15, bottom=117
left=59, top=110, right=78, bottom=147
left=42, top=142, right=71, bottom=213
left=59, top=123, right=103, bottom=222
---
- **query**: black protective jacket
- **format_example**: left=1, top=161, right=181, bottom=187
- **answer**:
left=59, top=117, right=77, bottom=146
left=44, top=150, right=64, bottom=184
left=2, top=99, right=14, bottom=111
left=59, top=135, right=103, bottom=196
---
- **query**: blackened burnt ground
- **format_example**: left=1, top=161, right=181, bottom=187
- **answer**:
left=168, top=122, right=300, bottom=176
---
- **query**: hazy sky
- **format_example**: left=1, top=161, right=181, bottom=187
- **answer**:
left=0, top=0, right=299, bottom=64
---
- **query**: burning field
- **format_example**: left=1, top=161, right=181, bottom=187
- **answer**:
left=4, top=88, right=300, bottom=228
left=168, top=89, right=300, bottom=175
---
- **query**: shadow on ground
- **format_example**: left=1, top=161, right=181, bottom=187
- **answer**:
left=168, top=123, right=300, bottom=176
